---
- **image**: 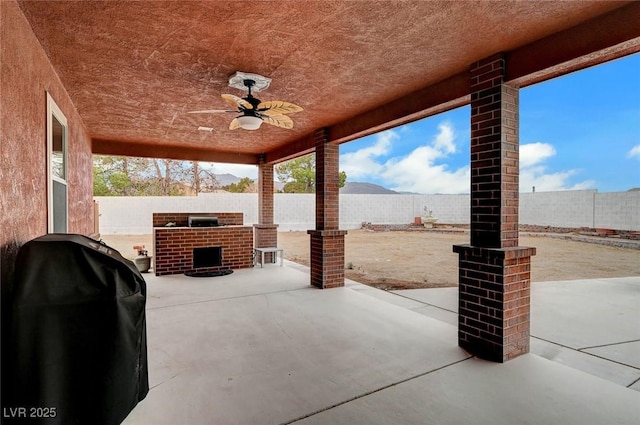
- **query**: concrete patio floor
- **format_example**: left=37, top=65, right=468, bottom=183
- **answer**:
left=123, top=262, right=640, bottom=425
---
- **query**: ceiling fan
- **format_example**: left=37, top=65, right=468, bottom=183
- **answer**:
left=188, top=72, right=303, bottom=131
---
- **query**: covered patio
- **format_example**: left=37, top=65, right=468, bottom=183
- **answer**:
left=123, top=263, right=640, bottom=424
left=4, top=0, right=638, bottom=362
left=2, top=2, right=640, bottom=420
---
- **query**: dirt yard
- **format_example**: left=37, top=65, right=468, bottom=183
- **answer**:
left=278, top=229, right=640, bottom=289
left=101, top=230, right=640, bottom=290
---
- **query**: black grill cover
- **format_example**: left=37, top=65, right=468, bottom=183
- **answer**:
left=5, top=234, right=148, bottom=425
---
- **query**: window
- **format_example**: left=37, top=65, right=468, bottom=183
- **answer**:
left=47, top=93, right=68, bottom=233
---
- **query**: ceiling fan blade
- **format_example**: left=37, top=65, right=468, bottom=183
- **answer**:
left=258, top=101, right=303, bottom=116
left=262, top=114, right=294, bottom=129
left=229, top=118, right=241, bottom=130
left=187, top=109, right=234, bottom=114
left=222, top=94, right=253, bottom=110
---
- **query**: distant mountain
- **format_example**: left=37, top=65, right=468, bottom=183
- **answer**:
left=340, top=182, right=399, bottom=194
left=215, top=173, right=241, bottom=186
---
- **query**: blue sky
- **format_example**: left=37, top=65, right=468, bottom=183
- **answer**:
left=217, top=53, right=639, bottom=193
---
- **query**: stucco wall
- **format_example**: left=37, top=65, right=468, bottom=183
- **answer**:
left=1, top=1, right=94, bottom=288
left=95, top=190, right=639, bottom=234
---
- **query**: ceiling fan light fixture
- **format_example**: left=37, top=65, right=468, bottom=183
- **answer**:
left=189, top=72, right=301, bottom=131
left=237, top=115, right=263, bottom=130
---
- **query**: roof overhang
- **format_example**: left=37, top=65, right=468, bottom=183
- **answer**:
left=17, top=1, right=640, bottom=165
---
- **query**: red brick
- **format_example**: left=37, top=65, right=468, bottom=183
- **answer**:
left=454, top=244, right=535, bottom=362
left=154, top=217, right=253, bottom=275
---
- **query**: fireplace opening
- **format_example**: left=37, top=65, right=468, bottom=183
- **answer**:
left=185, top=246, right=232, bottom=277
left=193, top=246, right=222, bottom=269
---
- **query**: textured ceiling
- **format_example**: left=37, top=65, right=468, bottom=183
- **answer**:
left=17, top=1, right=640, bottom=164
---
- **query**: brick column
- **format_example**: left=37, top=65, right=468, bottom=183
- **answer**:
left=254, top=161, right=278, bottom=262
left=307, top=128, right=347, bottom=289
left=453, top=53, right=536, bottom=362
left=258, top=161, right=274, bottom=225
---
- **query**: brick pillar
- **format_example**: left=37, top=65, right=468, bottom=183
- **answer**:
left=307, top=128, right=347, bottom=289
left=254, top=161, right=278, bottom=262
left=453, top=53, right=536, bottom=362
left=258, top=161, right=274, bottom=225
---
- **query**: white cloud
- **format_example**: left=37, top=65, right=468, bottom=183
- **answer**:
left=383, top=154, right=470, bottom=194
left=519, top=143, right=595, bottom=192
left=341, top=122, right=470, bottom=194
left=340, top=130, right=395, bottom=179
left=520, top=142, right=555, bottom=168
left=520, top=166, right=595, bottom=192
left=627, top=145, right=640, bottom=159
left=433, top=122, right=456, bottom=154
left=341, top=123, right=598, bottom=194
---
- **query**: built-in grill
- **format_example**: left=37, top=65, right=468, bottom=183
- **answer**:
left=188, top=216, right=220, bottom=227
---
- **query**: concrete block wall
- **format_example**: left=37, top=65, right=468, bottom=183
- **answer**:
left=520, top=190, right=596, bottom=228
left=419, top=194, right=470, bottom=224
left=340, top=194, right=470, bottom=229
left=273, top=194, right=314, bottom=231
left=341, top=195, right=411, bottom=229
left=97, top=194, right=258, bottom=234
left=594, top=191, right=640, bottom=231
left=95, top=190, right=640, bottom=235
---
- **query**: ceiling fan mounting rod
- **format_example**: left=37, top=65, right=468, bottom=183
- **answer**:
left=241, top=79, right=262, bottom=110
left=243, top=79, right=256, bottom=97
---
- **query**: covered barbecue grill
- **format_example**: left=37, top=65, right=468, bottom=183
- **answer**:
left=6, top=234, right=148, bottom=425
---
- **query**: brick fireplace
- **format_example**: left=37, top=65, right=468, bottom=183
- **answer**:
left=153, top=212, right=254, bottom=276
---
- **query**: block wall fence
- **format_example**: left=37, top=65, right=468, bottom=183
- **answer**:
left=95, top=190, right=640, bottom=235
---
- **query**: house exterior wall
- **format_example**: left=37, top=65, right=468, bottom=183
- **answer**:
left=1, top=1, right=94, bottom=289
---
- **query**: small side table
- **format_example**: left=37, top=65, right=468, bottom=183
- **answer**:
left=254, top=247, right=284, bottom=268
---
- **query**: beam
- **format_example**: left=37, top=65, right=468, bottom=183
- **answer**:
left=328, top=73, right=470, bottom=146
left=265, top=3, right=640, bottom=165
left=507, top=2, right=640, bottom=87
left=324, top=4, right=640, bottom=148
left=92, top=138, right=259, bottom=164
left=263, top=133, right=316, bottom=165
left=264, top=74, right=469, bottom=164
